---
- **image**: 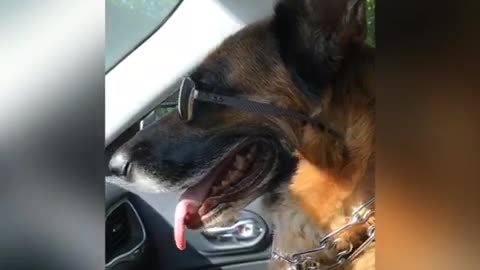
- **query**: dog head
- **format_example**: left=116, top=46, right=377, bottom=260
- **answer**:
left=108, top=0, right=372, bottom=237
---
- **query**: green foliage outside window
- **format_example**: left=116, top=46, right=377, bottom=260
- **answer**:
left=366, top=0, right=375, bottom=47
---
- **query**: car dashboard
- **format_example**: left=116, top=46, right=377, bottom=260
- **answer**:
left=105, top=180, right=273, bottom=270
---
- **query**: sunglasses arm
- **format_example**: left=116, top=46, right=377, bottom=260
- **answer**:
left=193, top=90, right=343, bottom=140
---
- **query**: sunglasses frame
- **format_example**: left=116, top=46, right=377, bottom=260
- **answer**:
left=176, top=77, right=343, bottom=140
left=177, top=77, right=197, bottom=121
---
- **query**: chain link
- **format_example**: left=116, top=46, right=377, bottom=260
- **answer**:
left=271, top=198, right=375, bottom=270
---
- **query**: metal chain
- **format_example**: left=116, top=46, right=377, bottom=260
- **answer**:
left=271, top=198, right=375, bottom=270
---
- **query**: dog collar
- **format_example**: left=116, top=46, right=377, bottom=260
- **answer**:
left=271, top=198, right=375, bottom=270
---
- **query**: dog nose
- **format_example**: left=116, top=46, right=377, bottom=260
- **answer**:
left=109, top=151, right=130, bottom=176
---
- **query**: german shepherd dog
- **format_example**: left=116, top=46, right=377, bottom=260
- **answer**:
left=109, top=0, right=374, bottom=268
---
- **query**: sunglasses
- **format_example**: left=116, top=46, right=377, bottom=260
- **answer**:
left=161, top=77, right=343, bottom=140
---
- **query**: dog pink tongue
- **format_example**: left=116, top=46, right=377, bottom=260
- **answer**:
left=174, top=177, right=216, bottom=251
left=174, top=199, right=200, bottom=251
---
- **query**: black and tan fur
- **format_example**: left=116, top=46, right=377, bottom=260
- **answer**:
left=110, top=0, right=374, bottom=269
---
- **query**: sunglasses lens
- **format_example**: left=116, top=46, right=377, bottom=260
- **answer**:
left=178, top=77, right=195, bottom=121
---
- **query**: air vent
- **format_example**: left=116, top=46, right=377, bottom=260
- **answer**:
left=105, top=199, right=146, bottom=268
left=106, top=203, right=131, bottom=262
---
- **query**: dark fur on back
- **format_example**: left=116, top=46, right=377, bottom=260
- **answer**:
left=274, top=0, right=367, bottom=93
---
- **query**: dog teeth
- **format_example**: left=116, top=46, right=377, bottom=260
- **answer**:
left=246, top=144, right=258, bottom=161
left=221, top=169, right=244, bottom=187
left=234, top=155, right=246, bottom=170
left=230, top=170, right=243, bottom=181
left=222, top=171, right=235, bottom=186
left=210, top=144, right=260, bottom=195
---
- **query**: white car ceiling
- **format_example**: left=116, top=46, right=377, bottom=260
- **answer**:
left=105, top=0, right=275, bottom=146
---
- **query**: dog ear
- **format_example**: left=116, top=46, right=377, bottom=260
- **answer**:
left=274, top=0, right=366, bottom=90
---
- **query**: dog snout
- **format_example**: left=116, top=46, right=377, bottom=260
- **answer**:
left=109, top=149, right=131, bottom=177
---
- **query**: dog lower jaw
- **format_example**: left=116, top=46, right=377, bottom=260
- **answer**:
left=174, top=140, right=280, bottom=251
left=199, top=203, right=239, bottom=229
left=190, top=149, right=278, bottom=228
left=201, top=146, right=295, bottom=234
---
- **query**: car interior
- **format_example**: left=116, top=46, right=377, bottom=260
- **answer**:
left=105, top=1, right=277, bottom=269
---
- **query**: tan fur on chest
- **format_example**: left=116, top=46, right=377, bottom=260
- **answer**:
left=269, top=158, right=374, bottom=270
left=290, top=157, right=354, bottom=228
left=270, top=202, right=374, bottom=270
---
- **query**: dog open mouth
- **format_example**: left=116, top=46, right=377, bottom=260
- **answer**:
left=174, top=138, right=275, bottom=250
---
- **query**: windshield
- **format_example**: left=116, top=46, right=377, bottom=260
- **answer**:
left=105, top=0, right=181, bottom=71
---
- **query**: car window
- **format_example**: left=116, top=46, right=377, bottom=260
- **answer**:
left=139, top=89, right=179, bottom=130
left=106, top=0, right=182, bottom=72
